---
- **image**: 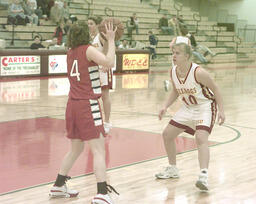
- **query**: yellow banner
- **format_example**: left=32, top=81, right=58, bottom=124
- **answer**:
left=122, top=54, right=149, bottom=70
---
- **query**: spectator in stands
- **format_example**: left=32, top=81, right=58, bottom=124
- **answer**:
left=177, top=15, right=186, bottom=27
left=30, top=35, right=45, bottom=49
left=115, top=40, right=121, bottom=49
left=177, top=15, right=188, bottom=33
left=48, top=36, right=65, bottom=49
left=159, top=14, right=174, bottom=35
left=55, top=0, right=64, bottom=9
left=188, top=32, right=216, bottom=58
left=169, top=15, right=181, bottom=36
left=28, top=0, right=42, bottom=19
left=48, top=0, right=55, bottom=15
left=131, top=13, right=139, bottom=34
left=22, top=0, right=39, bottom=26
left=127, top=13, right=139, bottom=37
left=127, top=17, right=135, bottom=38
left=37, top=0, right=51, bottom=19
left=53, top=21, right=67, bottom=45
left=8, top=0, right=29, bottom=25
left=50, top=1, right=63, bottom=24
left=146, top=30, right=158, bottom=60
left=118, top=39, right=130, bottom=49
left=62, top=1, right=69, bottom=22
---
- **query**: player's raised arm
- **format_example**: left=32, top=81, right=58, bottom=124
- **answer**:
left=196, top=67, right=225, bottom=125
left=87, top=22, right=116, bottom=68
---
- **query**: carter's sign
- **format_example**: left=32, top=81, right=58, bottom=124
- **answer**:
left=0, top=56, right=40, bottom=76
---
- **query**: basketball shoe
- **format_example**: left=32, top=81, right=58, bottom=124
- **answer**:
left=195, top=172, right=209, bottom=191
left=155, top=165, right=179, bottom=179
left=91, top=194, right=114, bottom=204
left=92, top=184, right=118, bottom=204
left=104, top=122, right=112, bottom=134
left=49, top=184, right=79, bottom=198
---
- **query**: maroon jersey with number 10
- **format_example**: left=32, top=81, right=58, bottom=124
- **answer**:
left=67, top=45, right=102, bottom=100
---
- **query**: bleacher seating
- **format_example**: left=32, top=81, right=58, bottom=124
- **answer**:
left=1, top=0, right=256, bottom=66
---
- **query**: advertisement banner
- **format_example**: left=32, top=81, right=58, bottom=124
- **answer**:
left=0, top=56, right=40, bottom=76
left=48, top=55, right=67, bottom=74
left=122, top=54, right=149, bottom=71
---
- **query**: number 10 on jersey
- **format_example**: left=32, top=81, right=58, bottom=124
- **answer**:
left=182, top=95, right=198, bottom=105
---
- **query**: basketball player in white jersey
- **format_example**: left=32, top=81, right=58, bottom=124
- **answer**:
left=164, top=29, right=191, bottom=91
left=88, top=16, right=113, bottom=133
left=156, top=43, right=225, bottom=191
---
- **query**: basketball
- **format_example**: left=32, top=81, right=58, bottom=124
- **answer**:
left=98, top=17, right=124, bottom=41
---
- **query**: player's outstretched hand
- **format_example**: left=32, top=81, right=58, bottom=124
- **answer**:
left=158, top=107, right=167, bottom=120
left=218, top=111, right=225, bottom=125
left=101, top=22, right=117, bottom=41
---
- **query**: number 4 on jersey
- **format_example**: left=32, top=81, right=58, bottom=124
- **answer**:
left=70, top=60, right=80, bottom=81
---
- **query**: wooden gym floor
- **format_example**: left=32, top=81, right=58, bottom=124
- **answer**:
left=0, top=61, right=256, bottom=203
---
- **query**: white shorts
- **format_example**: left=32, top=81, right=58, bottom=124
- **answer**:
left=99, top=68, right=113, bottom=89
left=170, top=101, right=217, bottom=135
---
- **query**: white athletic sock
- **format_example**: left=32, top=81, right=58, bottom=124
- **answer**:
left=200, top=168, right=208, bottom=175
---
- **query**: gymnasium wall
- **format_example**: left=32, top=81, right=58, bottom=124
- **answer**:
left=175, top=0, right=256, bottom=26
left=175, top=0, right=256, bottom=41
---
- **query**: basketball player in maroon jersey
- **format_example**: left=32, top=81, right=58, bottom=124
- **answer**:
left=49, top=21, right=118, bottom=204
left=156, top=43, right=225, bottom=191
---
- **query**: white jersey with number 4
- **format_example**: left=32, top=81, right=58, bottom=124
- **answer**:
left=171, top=62, right=215, bottom=107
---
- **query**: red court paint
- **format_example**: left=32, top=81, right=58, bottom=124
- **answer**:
left=0, top=118, right=217, bottom=194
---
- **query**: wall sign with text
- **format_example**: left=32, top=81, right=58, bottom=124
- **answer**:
left=0, top=56, right=40, bottom=76
left=122, top=54, right=149, bottom=71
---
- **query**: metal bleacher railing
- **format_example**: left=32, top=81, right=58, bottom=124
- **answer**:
left=156, top=0, right=183, bottom=16
left=213, top=25, right=221, bottom=47
left=233, top=35, right=242, bottom=54
left=238, top=25, right=256, bottom=42
left=192, top=13, right=201, bottom=34
left=104, top=7, right=114, bottom=17
left=85, top=0, right=93, bottom=16
left=173, top=1, right=182, bottom=17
